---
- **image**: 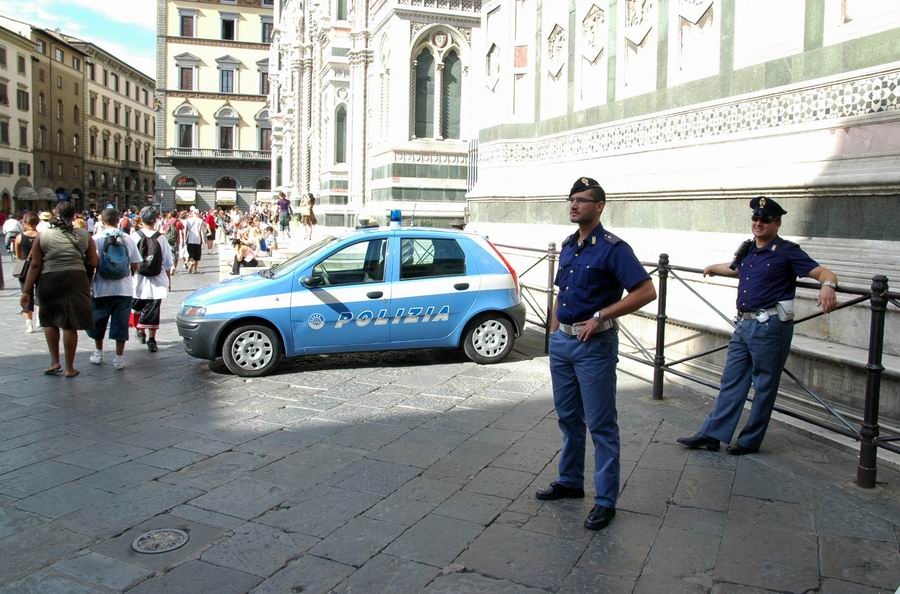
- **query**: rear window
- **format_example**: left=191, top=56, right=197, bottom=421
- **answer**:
left=400, top=238, right=465, bottom=280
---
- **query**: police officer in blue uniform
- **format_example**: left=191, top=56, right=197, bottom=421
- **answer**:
left=536, top=177, right=657, bottom=530
left=678, top=196, right=838, bottom=454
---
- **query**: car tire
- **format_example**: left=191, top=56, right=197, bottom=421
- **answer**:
left=222, top=324, right=282, bottom=377
left=463, top=314, right=515, bottom=364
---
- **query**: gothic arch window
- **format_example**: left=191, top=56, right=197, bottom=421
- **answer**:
left=334, top=104, right=347, bottom=164
left=442, top=50, right=462, bottom=139
left=100, top=173, right=107, bottom=188
left=88, top=171, right=95, bottom=187
left=413, top=48, right=435, bottom=138
left=56, top=129, right=64, bottom=152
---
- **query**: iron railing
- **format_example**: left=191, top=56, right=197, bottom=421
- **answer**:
left=497, top=243, right=899, bottom=489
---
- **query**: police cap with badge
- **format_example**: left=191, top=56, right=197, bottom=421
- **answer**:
left=569, top=177, right=606, bottom=201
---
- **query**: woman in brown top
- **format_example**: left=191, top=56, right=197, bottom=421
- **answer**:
left=15, top=212, right=40, bottom=333
left=301, top=193, right=317, bottom=240
left=20, top=202, right=99, bottom=377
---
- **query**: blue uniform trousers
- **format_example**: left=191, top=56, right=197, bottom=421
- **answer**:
left=699, top=317, right=794, bottom=449
left=549, top=329, right=620, bottom=507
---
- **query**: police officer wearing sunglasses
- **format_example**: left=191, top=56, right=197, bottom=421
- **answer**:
left=678, top=196, right=838, bottom=455
left=535, top=177, right=657, bottom=530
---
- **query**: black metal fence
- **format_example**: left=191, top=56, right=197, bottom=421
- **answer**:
left=496, top=242, right=899, bottom=488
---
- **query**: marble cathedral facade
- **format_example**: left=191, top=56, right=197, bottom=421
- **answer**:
left=270, top=0, right=482, bottom=228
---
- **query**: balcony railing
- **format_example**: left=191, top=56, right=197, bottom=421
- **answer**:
left=161, top=148, right=272, bottom=160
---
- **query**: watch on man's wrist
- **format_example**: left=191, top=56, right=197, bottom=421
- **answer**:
left=821, top=280, right=837, bottom=289
left=593, top=311, right=604, bottom=321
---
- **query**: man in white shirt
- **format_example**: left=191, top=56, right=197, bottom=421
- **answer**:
left=88, top=208, right=143, bottom=370
left=131, top=207, right=174, bottom=352
left=35, top=211, right=51, bottom=233
left=184, top=208, right=205, bottom=274
left=3, top=214, right=22, bottom=259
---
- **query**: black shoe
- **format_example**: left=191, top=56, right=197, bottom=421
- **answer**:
left=535, top=482, right=585, bottom=501
left=147, top=338, right=158, bottom=353
left=136, top=330, right=146, bottom=344
left=676, top=434, right=720, bottom=451
left=726, top=444, right=759, bottom=456
left=584, top=505, right=616, bottom=530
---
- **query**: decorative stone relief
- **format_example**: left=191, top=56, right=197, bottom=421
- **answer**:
left=679, top=0, right=713, bottom=23
left=624, top=0, right=655, bottom=45
left=485, top=43, right=501, bottom=90
left=582, top=4, right=607, bottom=63
left=480, top=69, right=900, bottom=166
left=546, top=24, right=567, bottom=77
left=432, top=30, right=449, bottom=49
left=336, top=87, right=348, bottom=101
left=411, top=22, right=428, bottom=41
left=458, top=27, right=472, bottom=45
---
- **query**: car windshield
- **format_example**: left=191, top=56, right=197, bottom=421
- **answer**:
left=263, top=236, right=339, bottom=279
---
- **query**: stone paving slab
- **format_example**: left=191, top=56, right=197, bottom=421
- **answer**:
left=0, top=253, right=898, bottom=593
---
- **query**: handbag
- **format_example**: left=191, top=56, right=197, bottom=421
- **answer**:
left=60, top=229, right=93, bottom=280
left=12, top=257, right=29, bottom=280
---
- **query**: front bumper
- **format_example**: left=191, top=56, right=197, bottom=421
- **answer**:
left=176, top=314, right=231, bottom=360
left=506, top=302, right=527, bottom=336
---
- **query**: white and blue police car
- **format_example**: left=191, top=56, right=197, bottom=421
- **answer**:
left=176, top=226, right=526, bottom=377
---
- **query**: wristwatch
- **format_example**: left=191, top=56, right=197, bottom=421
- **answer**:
left=593, top=311, right=604, bottom=320
left=821, top=280, right=837, bottom=289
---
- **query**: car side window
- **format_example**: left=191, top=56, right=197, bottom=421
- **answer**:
left=399, top=238, right=466, bottom=280
left=312, top=239, right=386, bottom=286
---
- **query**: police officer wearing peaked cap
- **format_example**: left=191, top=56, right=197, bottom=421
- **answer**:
left=678, top=196, right=838, bottom=455
left=535, top=176, right=657, bottom=531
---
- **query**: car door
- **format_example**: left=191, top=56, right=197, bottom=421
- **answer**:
left=291, top=237, right=391, bottom=352
left=388, top=235, right=480, bottom=345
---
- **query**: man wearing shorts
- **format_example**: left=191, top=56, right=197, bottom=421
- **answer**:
left=184, top=208, right=205, bottom=274
left=88, top=208, right=143, bottom=369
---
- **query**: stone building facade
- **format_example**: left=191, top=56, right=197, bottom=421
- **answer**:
left=155, top=0, right=273, bottom=212
left=0, top=25, right=36, bottom=213
left=270, top=0, right=482, bottom=228
left=64, top=37, right=156, bottom=211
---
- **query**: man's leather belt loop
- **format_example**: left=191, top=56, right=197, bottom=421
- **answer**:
left=558, top=319, right=615, bottom=336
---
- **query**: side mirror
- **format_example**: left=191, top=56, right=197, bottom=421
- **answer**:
left=301, top=275, right=317, bottom=288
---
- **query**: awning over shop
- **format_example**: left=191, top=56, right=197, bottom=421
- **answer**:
left=15, top=186, right=39, bottom=201
left=37, top=187, right=57, bottom=201
left=216, top=190, right=237, bottom=205
left=256, top=191, right=273, bottom=202
left=175, top=189, right=196, bottom=205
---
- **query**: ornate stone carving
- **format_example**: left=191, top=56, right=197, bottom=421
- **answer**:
left=582, top=5, right=607, bottom=63
left=432, top=30, right=449, bottom=49
left=411, top=22, right=428, bottom=41
left=546, top=24, right=567, bottom=77
left=678, top=0, right=713, bottom=24
left=485, top=43, right=501, bottom=91
left=624, top=0, right=654, bottom=45
left=458, top=27, right=472, bottom=45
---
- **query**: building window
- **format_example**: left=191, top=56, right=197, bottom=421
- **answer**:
left=219, top=125, right=234, bottom=149
left=178, top=123, right=193, bottom=148
left=125, top=81, right=131, bottom=96
left=179, top=67, right=193, bottom=90
left=142, top=89, right=148, bottom=105
left=0, top=49, right=5, bottom=68
left=36, top=40, right=45, bottom=54
left=111, top=73, right=119, bottom=92
left=103, top=68, right=108, bottom=86
left=144, top=144, right=150, bottom=166
left=125, top=143, right=131, bottom=161
left=19, top=123, right=27, bottom=147
left=56, top=75, right=62, bottom=89
left=89, top=95, right=96, bottom=116
left=334, top=105, right=347, bottom=164
left=16, top=89, right=29, bottom=111
left=74, top=105, right=80, bottom=124
left=220, top=69, right=235, bottom=93
left=442, top=50, right=462, bottom=139
left=88, top=170, right=95, bottom=187
left=57, top=129, right=63, bottom=152
left=0, top=121, right=8, bottom=144
left=89, top=132, right=96, bottom=156
left=114, top=139, right=120, bottom=160
left=276, top=157, right=282, bottom=186
left=181, top=14, right=194, bottom=37
left=18, top=162, right=30, bottom=177
left=259, top=71, right=270, bottom=94
left=17, top=55, right=25, bottom=74
left=72, top=56, right=81, bottom=71
left=73, top=134, right=80, bottom=154
left=37, top=126, right=46, bottom=149
left=114, top=103, right=120, bottom=124
left=102, top=100, right=109, bottom=120
left=414, top=49, right=435, bottom=138
left=337, top=0, right=348, bottom=20
left=262, top=20, right=274, bottom=42
left=102, top=137, right=109, bottom=158
left=221, top=15, right=237, bottom=41
left=74, top=82, right=79, bottom=96
left=259, top=127, right=271, bottom=151
left=55, top=48, right=64, bottom=62
left=87, top=62, right=95, bottom=80
left=125, top=107, right=131, bottom=128
left=0, top=84, right=6, bottom=106
left=144, top=115, right=150, bottom=134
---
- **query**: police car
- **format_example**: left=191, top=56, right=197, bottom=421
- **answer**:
left=176, top=226, right=526, bottom=377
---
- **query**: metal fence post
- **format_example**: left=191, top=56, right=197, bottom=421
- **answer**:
left=545, top=242, right=557, bottom=354
left=857, top=275, right=888, bottom=488
left=652, top=253, right=669, bottom=400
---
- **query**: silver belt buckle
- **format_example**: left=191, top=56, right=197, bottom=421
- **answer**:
left=754, top=309, right=770, bottom=323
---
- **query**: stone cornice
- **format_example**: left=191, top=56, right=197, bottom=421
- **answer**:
left=166, top=36, right=270, bottom=51
left=165, top=90, right=267, bottom=101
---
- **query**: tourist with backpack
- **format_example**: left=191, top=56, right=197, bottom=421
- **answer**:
left=130, top=207, right=173, bottom=353
left=88, top=208, right=142, bottom=369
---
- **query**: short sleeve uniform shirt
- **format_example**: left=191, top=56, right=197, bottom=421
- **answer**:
left=736, top=237, right=818, bottom=311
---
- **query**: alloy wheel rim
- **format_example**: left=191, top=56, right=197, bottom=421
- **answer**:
left=231, top=330, right=274, bottom=370
left=472, top=320, right=509, bottom=358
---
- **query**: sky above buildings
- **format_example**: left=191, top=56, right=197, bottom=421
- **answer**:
left=0, top=0, right=155, bottom=77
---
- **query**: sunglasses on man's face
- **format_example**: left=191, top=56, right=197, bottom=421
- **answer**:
left=566, top=197, right=599, bottom=205
left=751, top=215, right=774, bottom=224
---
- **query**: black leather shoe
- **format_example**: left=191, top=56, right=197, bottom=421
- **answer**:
left=535, top=482, right=585, bottom=501
left=676, top=434, right=720, bottom=451
left=726, top=444, right=759, bottom=456
left=584, top=505, right=616, bottom=530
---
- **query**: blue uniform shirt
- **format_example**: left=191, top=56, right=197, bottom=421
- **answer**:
left=554, top=224, right=650, bottom=325
left=736, top=236, right=819, bottom=311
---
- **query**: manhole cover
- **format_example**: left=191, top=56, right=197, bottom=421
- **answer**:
left=132, top=529, right=189, bottom=554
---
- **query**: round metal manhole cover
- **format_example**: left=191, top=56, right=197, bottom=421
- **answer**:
left=131, top=529, right=190, bottom=554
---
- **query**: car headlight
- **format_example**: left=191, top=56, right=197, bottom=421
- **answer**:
left=181, top=305, right=207, bottom=318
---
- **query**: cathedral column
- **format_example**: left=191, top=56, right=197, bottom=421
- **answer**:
left=433, top=62, right=444, bottom=140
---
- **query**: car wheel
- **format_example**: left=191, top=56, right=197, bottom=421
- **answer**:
left=463, top=315, right=515, bottom=364
left=222, top=324, right=282, bottom=377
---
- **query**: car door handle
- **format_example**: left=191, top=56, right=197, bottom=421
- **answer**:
left=454, top=283, right=469, bottom=291
left=366, top=291, right=383, bottom=299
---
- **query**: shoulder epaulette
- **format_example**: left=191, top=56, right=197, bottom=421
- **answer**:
left=602, top=232, right=622, bottom=245
left=561, top=233, right=578, bottom=247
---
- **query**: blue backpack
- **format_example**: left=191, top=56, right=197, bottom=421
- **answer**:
left=98, top=232, right=131, bottom=280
